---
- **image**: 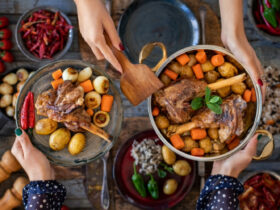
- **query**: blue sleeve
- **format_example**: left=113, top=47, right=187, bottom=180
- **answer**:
left=196, top=174, right=244, bottom=210
left=22, top=180, right=66, bottom=210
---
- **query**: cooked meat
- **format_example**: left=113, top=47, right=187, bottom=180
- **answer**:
left=192, top=95, right=247, bottom=142
left=35, top=89, right=57, bottom=116
left=155, top=78, right=207, bottom=123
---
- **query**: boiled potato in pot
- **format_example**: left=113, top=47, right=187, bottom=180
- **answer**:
left=167, top=62, right=182, bottom=74
left=35, top=118, right=58, bottom=135
left=208, top=128, right=219, bottom=140
left=187, top=54, right=197, bottom=67
left=16, top=68, right=29, bottom=81
left=163, top=179, right=178, bottom=195
left=162, top=145, right=176, bottom=165
left=199, top=137, right=212, bottom=153
left=173, top=160, right=191, bottom=176
left=0, top=94, right=12, bottom=108
left=231, top=82, right=246, bottom=95
left=201, top=60, right=215, bottom=72
left=6, top=106, right=14, bottom=117
left=0, top=83, right=13, bottom=95
left=205, top=70, right=219, bottom=83
left=62, top=68, right=78, bottom=82
left=85, top=91, right=101, bottom=109
left=218, top=62, right=238, bottom=78
left=78, top=67, right=92, bottom=82
left=216, top=79, right=231, bottom=98
left=68, top=133, right=86, bottom=155
left=93, top=111, right=110, bottom=127
left=213, top=141, right=225, bottom=152
left=160, top=73, right=171, bottom=86
left=3, top=73, right=18, bottom=85
left=94, top=76, right=109, bottom=94
left=180, top=65, right=194, bottom=78
left=49, top=128, right=71, bottom=151
left=155, top=115, right=169, bottom=129
left=182, top=136, right=198, bottom=152
left=246, top=77, right=253, bottom=88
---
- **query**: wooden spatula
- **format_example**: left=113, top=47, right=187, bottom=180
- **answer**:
left=105, top=34, right=164, bottom=106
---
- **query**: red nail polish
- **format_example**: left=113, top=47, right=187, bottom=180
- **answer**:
left=119, top=43, right=125, bottom=51
left=258, top=79, right=263, bottom=86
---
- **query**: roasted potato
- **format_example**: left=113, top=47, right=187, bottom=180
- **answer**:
left=155, top=115, right=169, bottom=129
left=160, top=73, right=171, bottom=86
left=35, top=118, right=58, bottom=135
left=218, top=62, right=238, bottom=78
left=246, top=77, right=253, bottom=88
left=213, top=141, right=225, bottom=152
left=187, top=54, right=197, bottom=67
left=62, top=67, right=79, bottom=82
left=208, top=128, right=219, bottom=140
left=78, top=67, right=92, bottom=82
left=182, top=136, right=198, bottom=152
left=6, top=106, right=14, bottom=117
left=49, top=128, right=71, bottom=151
left=3, top=73, right=18, bottom=85
left=201, top=60, right=215, bottom=72
left=17, top=81, right=25, bottom=92
left=180, top=65, right=194, bottom=78
left=173, top=160, right=191, bottom=176
left=85, top=91, right=101, bottom=109
left=12, top=93, right=19, bottom=107
left=167, top=62, right=182, bottom=74
left=0, top=83, right=13, bottom=95
left=216, top=79, right=231, bottom=98
left=16, top=68, right=29, bottom=81
left=231, top=82, right=246, bottom=95
left=163, top=179, right=178, bottom=195
left=93, top=111, right=110, bottom=127
left=205, top=70, right=219, bottom=83
left=94, top=76, right=109, bottom=94
left=68, top=133, right=86, bottom=155
left=199, top=137, right=212, bottom=153
left=162, top=145, right=176, bottom=165
left=0, top=94, right=12, bottom=108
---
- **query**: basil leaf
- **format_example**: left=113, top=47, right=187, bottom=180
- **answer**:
left=206, top=102, right=222, bottom=114
left=209, top=95, right=220, bottom=104
left=205, top=87, right=211, bottom=102
left=263, top=7, right=278, bottom=28
left=191, top=97, right=203, bottom=110
left=157, top=169, right=167, bottom=178
left=271, top=0, right=280, bottom=11
left=217, top=97, right=222, bottom=105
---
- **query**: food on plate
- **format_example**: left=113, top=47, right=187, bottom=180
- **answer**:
left=62, top=67, right=78, bottom=82
left=147, top=174, right=159, bottom=199
left=201, top=60, right=215, bottom=72
left=101, top=95, right=114, bottom=112
left=35, top=118, right=58, bottom=135
left=20, top=91, right=35, bottom=130
left=163, top=179, right=178, bottom=195
left=5, top=106, right=14, bottom=117
left=218, top=62, right=237, bottom=78
left=155, top=115, right=169, bottom=129
left=0, top=94, right=12, bottom=107
left=85, top=91, right=101, bottom=109
left=49, top=128, right=71, bottom=151
left=78, top=67, right=92, bottom=82
left=79, top=79, right=94, bottom=93
left=239, top=173, right=280, bottom=209
left=216, top=79, right=231, bottom=98
left=182, top=137, right=198, bottom=152
left=231, top=82, right=246, bottom=95
left=0, top=83, right=13, bottom=95
left=205, top=70, right=219, bottom=83
left=52, top=69, right=63, bottom=80
left=68, top=133, right=86, bottom=155
left=159, top=73, right=171, bottom=86
left=199, top=137, right=212, bottom=153
left=93, top=76, right=109, bottom=94
left=162, top=145, right=176, bottom=165
left=51, top=78, right=64, bottom=90
left=208, top=128, right=219, bottom=140
left=132, top=163, right=147, bottom=197
left=3, top=73, right=17, bottom=85
left=16, top=81, right=25, bottom=92
left=16, top=68, right=29, bottom=81
left=93, top=111, right=110, bottom=127
left=172, top=160, right=191, bottom=176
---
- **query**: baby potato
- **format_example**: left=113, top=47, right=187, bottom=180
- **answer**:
left=0, top=83, right=13, bottom=95
left=6, top=106, right=14, bottom=117
left=62, top=67, right=79, bottom=82
left=85, top=91, right=101, bottom=109
left=199, top=137, right=212, bottom=153
left=162, top=145, right=176, bottom=165
left=78, top=67, right=92, bottom=82
left=160, top=73, right=171, bottom=86
left=231, top=82, right=246, bottom=95
left=208, top=128, right=219, bottom=140
left=155, top=115, right=169, bottom=129
left=167, top=61, right=182, bottom=74
left=49, top=128, right=71, bottom=151
left=3, top=73, right=18, bottom=85
left=213, top=141, right=225, bottom=152
left=246, top=77, right=253, bottom=88
left=173, top=160, right=191, bottom=176
left=16, top=68, right=29, bottom=81
left=180, top=65, right=194, bottom=78
left=35, top=118, right=58, bottom=135
left=68, top=133, right=86, bottom=155
left=0, top=94, right=12, bottom=108
left=216, top=79, right=231, bottom=98
left=182, top=136, right=198, bottom=152
left=205, top=71, right=219, bottom=83
left=12, top=93, right=19, bottom=107
left=201, top=60, right=215, bottom=72
left=94, top=76, right=109, bottom=94
left=187, top=54, right=197, bottom=67
left=163, top=179, right=178, bottom=195
left=218, top=62, right=238, bottom=78
left=93, top=111, right=110, bottom=127
left=17, top=81, right=25, bottom=92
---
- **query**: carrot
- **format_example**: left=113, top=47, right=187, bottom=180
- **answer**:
left=197, top=49, right=205, bottom=52
left=152, top=106, right=160, bottom=116
left=79, top=79, right=94, bottom=93
left=164, top=69, right=178, bottom=80
left=52, top=69, right=63, bottom=80
left=191, top=148, right=205, bottom=156
left=101, top=95, right=114, bottom=112
left=86, top=109, right=94, bottom=116
left=243, top=90, right=252, bottom=102
left=251, top=88, right=256, bottom=102
left=192, top=64, right=204, bottom=79
left=191, top=128, right=207, bottom=140
left=176, top=54, right=190, bottom=66
left=170, top=134, right=185, bottom=149
left=266, top=120, right=275, bottom=125
left=195, top=51, right=207, bottom=64
left=227, top=137, right=240, bottom=150
left=51, top=78, right=63, bottom=90
left=225, top=135, right=236, bottom=145
left=214, top=50, right=225, bottom=56
left=211, top=54, right=225, bottom=67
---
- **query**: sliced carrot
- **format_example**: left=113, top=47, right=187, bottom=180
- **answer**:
left=191, top=128, right=207, bottom=140
left=101, top=95, right=114, bottom=112
left=191, top=148, right=205, bottom=156
left=227, top=137, right=240, bottom=150
left=197, top=49, right=205, bottom=52
left=225, top=135, right=236, bottom=145
left=176, top=54, right=190, bottom=66
left=192, top=64, right=204, bottom=79
left=152, top=107, right=160, bottom=117
left=195, top=51, right=207, bottom=64
left=79, top=79, right=94, bottom=93
left=170, top=134, right=185, bottom=150
left=214, top=50, right=225, bottom=56
left=211, top=54, right=225, bottom=67
left=51, top=78, right=63, bottom=90
left=243, top=90, right=252, bottom=102
left=86, top=109, right=94, bottom=116
left=52, top=69, right=63, bottom=80
left=164, top=69, right=178, bottom=80
left=251, top=88, right=256, bottom=102
left=266, top=120, right=275, bottom=125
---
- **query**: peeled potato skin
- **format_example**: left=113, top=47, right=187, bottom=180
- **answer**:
left=68, top=133, right=86, bottom=155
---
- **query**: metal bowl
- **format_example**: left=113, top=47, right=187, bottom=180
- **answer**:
left=15, top=60, right=123, bottom=166
left=15, top=6, right=73, bottom=62
left=240, top=170, right=280, bottom=184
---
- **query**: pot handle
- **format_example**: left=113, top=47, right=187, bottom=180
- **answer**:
left=253, top=130, right=274, bottom=160
left=139, top=42, right=167, bottom=72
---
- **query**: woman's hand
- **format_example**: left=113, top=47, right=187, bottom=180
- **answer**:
left=75, top=0, right=123, bottom=73
left=211, top=135, right=258, bottom=178
left=11, top=128, right=55, bottom=181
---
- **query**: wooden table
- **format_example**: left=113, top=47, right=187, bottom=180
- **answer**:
left=0, top=0, right=279, bottom=209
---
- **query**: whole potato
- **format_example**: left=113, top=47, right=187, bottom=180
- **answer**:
left=167, top=62, right=182, bottom=74
left=0, top=94, right=12, bottom=108
left=246, top=77, right=253, bottom=88
left=155, top=115, right=169, bottom=129
left=16, top=68, right=29, bottom=81
left=182, top=136, right=198, bottom=152
left=160, top=74, right=171, bottom=86
left=68, top=133, right=86, bottom=155
left=0, top=83, right=13, bottom=95
left=231, top=82, right=246, bottom=95
left=180, top=65, right=194, bottom=78
left=208, top=128, right=219, bottom=140
left=3, top=73, right=18, bottom=85
left=162, top=145, right=176, bottom=165
left=187, top=54, right=197, bottom=67
left=173, top=160, right=191, bottom=176
left=218, top=62, right=238, bottom=78
left=213, top=141, right=225, bottom=152
left=216, top=79, right=231, bottom=98
left=35, top=118, right=58, bottom=135
left=49, top=128, right=71, bottom=151
left=205, top=71, right=219, bottom=83
left=163, top=179, right=178, bottom=195
left=199, top=137, right=212, bottom=153
left=201, top=60, right=215, bottom=72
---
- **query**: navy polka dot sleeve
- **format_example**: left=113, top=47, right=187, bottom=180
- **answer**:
left=196, top=174, right=244, bottom=210
left=22, top=180, right=66, bottom=210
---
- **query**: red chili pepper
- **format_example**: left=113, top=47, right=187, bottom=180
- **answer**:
left=0, top=28, right=11, bottom=39
left=52, top=11, right=59, bottom=26
left=50, top=41, right=60, bottom=56
left=39, top=42, right=45, bottom=59
left=263, top=187, right=276, bottom=207
left=20, top=93, right=30, bottom=130
left=0, top=51, right=13, bottom=62
left=262, top=173, right=275, bottom=188
left=28, top=92, right=35, bottom=128
left=0, top=40, right=12, bottom=50
left=43, top=34, right=48, bottom=45
left=0, top=61, right=5, bottom=73
left=0, top=17, right=9, bottom=28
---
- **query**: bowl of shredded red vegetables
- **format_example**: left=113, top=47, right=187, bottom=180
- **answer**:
left=248, top=0, right=280, bottom=42
left=15, top=7, right=73, bottom=62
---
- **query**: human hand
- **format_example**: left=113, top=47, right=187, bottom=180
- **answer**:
left=211, top=134, right=258, bottom=178
left=11, top=128, right=55, bottom=181
left=75, top=0, right=123, bottom=72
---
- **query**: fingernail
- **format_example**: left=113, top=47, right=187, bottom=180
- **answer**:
left=257, top=134, right=263, bottom=140
left=258, top=79, right=263, bottom=86
left=15, top=128, right=22, bottom=136
left=119, top=43, right=125, bottom=51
